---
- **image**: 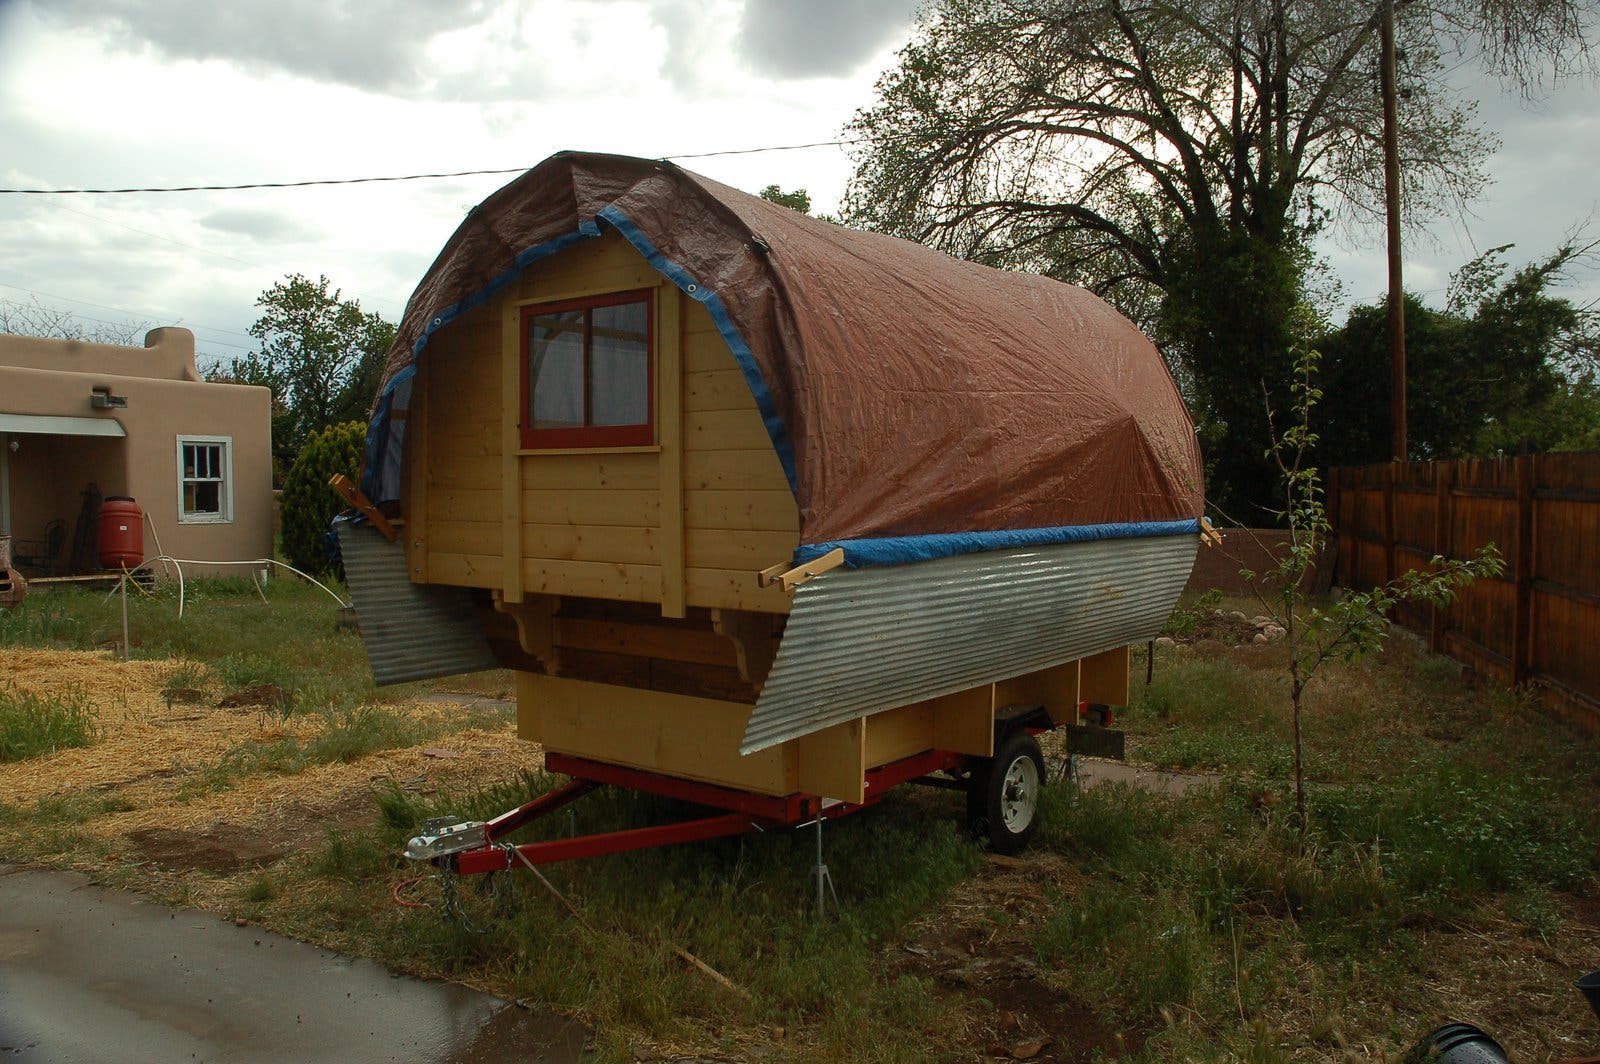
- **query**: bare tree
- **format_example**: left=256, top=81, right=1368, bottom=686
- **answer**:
left=0, top=296, right=150, bottom=346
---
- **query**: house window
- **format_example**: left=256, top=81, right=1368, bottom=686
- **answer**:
left=177, top=436, right=232, bottom=523
left=521, top=289, right=653, bottom=448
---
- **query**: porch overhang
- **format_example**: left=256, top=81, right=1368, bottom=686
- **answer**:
left=0, top=413, right=126, bottom=437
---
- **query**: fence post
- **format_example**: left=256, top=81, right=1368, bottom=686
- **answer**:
left=1431, top=460, right=1454, bottom=652
left=1382, top=462, right=1398, bottom=585
left=1511, top=455, right=1536, bottom=686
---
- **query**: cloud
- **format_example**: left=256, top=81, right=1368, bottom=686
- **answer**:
left=735, top=0, right=920, bottom=79
left=198, top=207, right=308, bottom=242
left=27, top=0, right=495, bottom=93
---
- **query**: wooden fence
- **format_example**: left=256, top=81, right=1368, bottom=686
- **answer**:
left=1329, top=453, right=1600, bottom=732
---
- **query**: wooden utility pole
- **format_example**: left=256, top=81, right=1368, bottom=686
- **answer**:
left=1380, top=0, right=1407, bottom=460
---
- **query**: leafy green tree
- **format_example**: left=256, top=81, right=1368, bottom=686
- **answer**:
left=279, top=421, right=366, bottom=578
left=845, top=0, right=1596, bottom=515
left=758, top=184, right=813, bottom=213
left=213, top=274, right=395, bottom=480
left=1316, top=242, right=1599, bottom=463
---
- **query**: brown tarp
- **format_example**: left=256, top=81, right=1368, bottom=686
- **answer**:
left=368, top=151, right=1203, bottom=554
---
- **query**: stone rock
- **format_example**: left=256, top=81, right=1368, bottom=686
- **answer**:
left=1251, top=615, right=1271, bottom=626
left=1228, top=610, right=1248, bottom=622
left=1154, top=636, right=1176, bottom=649
left=1252, top=633, right=1270, bottom=645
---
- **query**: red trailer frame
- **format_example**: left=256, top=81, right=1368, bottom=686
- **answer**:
left=423, top=747, right=970, bottom=877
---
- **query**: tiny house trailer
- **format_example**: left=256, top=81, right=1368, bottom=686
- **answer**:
left=341, top=151, right=1204, bottom=873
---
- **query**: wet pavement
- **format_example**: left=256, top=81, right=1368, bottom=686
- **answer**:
left=0, top=866, right=586, bottom=1063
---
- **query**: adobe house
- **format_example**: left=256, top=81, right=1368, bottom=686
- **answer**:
left=341, top=151, right=1204, bottom=853
left=0, top=326, right=273, bottom=578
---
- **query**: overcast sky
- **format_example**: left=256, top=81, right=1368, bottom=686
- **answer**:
left=0, top=0, right=1593, bottom=370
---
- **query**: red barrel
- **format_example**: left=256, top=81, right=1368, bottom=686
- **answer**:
left=98, top=496, right=144, bottom=570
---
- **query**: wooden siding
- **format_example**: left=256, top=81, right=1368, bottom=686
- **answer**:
left=407, top=229, right=798, bottom=615
left=1332, top=455, right=1600, bottom=732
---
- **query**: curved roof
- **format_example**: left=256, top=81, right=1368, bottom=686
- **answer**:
left=364, top=151, right=1203, bottom=566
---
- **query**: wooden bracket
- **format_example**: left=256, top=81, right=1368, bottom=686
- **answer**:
left=494, top=591, right=559, bottom=671
left=1199, top=517, right=1224, bottom=548
left=765, top=547, right=846, bottom=594
left=329, top=474, right=398, bottom=542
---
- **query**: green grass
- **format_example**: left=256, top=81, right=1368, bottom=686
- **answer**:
left=273, top=773, right=984, bottom=1062
left=180, top=703, right=510, bottom=798
left=5, top=581, right=1598, bottom=1061
left=0, top=685, right=97, bottom=761
left=0, top=577, right=381, bottom=712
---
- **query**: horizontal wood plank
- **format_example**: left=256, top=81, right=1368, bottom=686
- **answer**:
left=686, top=408, right=772, bottom=452
left=685, top=489, right=799, bottom=532
left=521, top=451, right=660, bottom=491
left=686, top=528, right=800, bottom=570
left=427, top=552, right=502, bottom=588
left=684, top=369, right=756, bottom=412
left=685, top=449, right=790, bottom=492
left=521, top=558, right=661, bottom=602
left=685, top=567, right=792, bottom=614
left=524, top=522, right=659, bottom=564
left=521, top=489, right=661, bottom=527
left=555, top=617, right=738, bottom=667
left=430, top=489, right=499, bottom=523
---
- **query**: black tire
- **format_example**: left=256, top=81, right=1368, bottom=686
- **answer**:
left=966, top=730, right=1047, bottom=855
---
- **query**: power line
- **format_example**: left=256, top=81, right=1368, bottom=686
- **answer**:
left=0, top=140, right=859, bottom=196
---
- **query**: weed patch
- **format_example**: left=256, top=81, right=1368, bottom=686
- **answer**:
left=0, top=686, right=97, bottom=761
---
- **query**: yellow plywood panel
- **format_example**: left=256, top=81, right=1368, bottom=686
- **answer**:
left=685, top=528, right=800, bottom=570
left=794, top=719, right=866, bottom=804
left=521, top=489, right=661, bottom=527
left=685, top=490, right=799, bottom=533
left=929, top=685, right=996, bottom=757
left=520, top=452, right=660, bottom=491
left=685, top=567, right=792, bottom=614
left=685, top=408, right=772, bottom=452
left=995, top=662, right=1080, bottom=726
left=863, top=702, right=936, bottom=767
left=523, top=523, right=660, bottom=564
left=428, top=552, right=503, bottom=588
left=1080, top=646, right=1131, bottom=707
left=685, top=450, right=791, bottom=492
left=517, top=672, right=793, bottom=794
left=521, top=558, right=662, bottom=602
left=684, top=369, right=756, bottom=412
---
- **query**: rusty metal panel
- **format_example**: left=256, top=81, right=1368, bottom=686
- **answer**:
left=742, top=534, right=1198, bottom=754
left=337, top=521, right=498, bottom=686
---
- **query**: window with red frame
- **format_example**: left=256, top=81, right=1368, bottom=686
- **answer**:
left=521, top=289, right=654, bottom=448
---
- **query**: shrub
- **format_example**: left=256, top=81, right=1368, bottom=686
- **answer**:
left=280, top=420, right=366, bottom=577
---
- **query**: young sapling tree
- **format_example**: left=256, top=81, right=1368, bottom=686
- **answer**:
left=1229, top=316, right=1504, bottom=831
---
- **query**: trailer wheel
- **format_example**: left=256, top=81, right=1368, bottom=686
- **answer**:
left=966, top=730, right=1046, bottom=854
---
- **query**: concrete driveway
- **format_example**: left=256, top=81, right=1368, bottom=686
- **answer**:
left=0, top=867, right=586, bottom=1063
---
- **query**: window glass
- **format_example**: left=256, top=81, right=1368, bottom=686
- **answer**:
left=589, top=301, right=649, bottom=427
left=179, top=440, right=228, bottom=520
left=528, top=310, right=585, bottom=429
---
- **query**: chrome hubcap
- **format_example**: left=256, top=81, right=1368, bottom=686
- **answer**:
left=1000, top=755, right=1039, bottom=833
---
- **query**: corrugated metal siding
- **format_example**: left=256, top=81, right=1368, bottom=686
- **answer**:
left=742, top=534, right=1198, bottom=754
left=337, top=523, right=499, bottom=686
